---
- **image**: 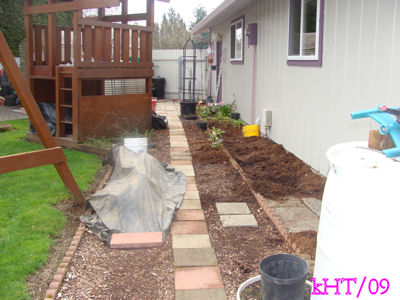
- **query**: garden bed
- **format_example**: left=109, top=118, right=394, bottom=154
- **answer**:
left=181, top=116, right=325, bottom=297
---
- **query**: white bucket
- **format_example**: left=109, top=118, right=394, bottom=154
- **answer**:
left=124, top=138, right=148, bottom=154
left=312, top=142, right=400, bottom=299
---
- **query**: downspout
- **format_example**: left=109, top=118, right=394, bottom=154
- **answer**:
left=250, top=44, right=256, bottom=124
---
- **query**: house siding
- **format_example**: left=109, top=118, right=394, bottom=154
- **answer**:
left=209, top=0, right=400, bottom=175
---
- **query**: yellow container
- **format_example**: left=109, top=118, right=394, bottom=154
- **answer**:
left=242, top=125, right=260, bottom=137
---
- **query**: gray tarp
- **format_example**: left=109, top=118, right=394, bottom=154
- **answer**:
left=81, top=145, right=186, bottom=245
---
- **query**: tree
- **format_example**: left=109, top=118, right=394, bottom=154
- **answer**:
left=189, top=5, right=208, bottom=49
left=152, top=22, right=161, bottom=49
left=158, top=8, right=190, bottom=49
left=0, top=0, right=72, bottom=56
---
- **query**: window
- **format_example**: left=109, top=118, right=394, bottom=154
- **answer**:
left=288, top=0, right=324, bottom=66
left=230, top=16, right=244, bottom=63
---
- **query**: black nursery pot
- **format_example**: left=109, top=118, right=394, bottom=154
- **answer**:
left=230, top=112, right=240, bottom=120
left=198, top=121, right=207, bottom=130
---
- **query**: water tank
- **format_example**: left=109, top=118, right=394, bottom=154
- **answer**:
left=312, top=141, right=400, bottom=299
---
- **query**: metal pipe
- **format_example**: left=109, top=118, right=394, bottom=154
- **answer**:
left=250, top=45, right=256, bottom=124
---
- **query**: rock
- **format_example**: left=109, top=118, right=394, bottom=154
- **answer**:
left=0, top=123, right=11, bottom=132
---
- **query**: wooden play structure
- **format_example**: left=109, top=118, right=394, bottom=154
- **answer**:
left=0, top=31, right=84, bottom=205
left=23, top=0, right=157, bottom=142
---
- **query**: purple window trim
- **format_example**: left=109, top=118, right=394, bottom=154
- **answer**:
left=230, top=15, right=245, bottom=65
left=287, top=0, right=324, bottom=67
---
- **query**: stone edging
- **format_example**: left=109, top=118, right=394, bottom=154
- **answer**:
left=222, top=146, right=302, bottom=255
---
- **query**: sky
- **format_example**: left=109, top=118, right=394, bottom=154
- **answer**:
left=128, top=0, right=225, bottom=27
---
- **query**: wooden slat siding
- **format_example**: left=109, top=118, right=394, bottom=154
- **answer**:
left=24, top=0, right=119, bottom=15
left=0, top=31, right=84, bottom=205
left=64, top=28, right=71, bottom=63
left=24, top=0, right=33, bottom=84
left=122, top=29, right=130, bottom=62
left=104, top=28, right=112, bottom=62
left=78, top=18, right=152, bottom=32
left=114, top=28, right=121, bottom=63
left=34, top=25, right=42, bottom=65
left=0, top=148, right=66, bottom=174
left=131, top=30, right=138, bottom=62
left=140, top=31, right=148, bottom=62
left=83, top=26, right=93, bottom=62
left=93, top=27, right=104, bottom=62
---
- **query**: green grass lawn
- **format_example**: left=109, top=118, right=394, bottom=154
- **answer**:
left=0, top=119, right=101, bottom=299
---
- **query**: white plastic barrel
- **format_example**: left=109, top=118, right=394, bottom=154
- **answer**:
left=124, top=138, right=148, bottom=153
left=312, top=142, right=400, bottom=299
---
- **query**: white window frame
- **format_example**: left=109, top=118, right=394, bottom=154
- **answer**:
left=287, top=0, right=320, bottom=61
left=230, top=17, right=244, bottom=63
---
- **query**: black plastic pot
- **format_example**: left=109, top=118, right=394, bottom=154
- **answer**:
left=4, top=94, right=17, bottom=106
left=198, top=121, right=207, bottom=130
left=230, top=112, right=240, bottom=120
left=259, top=254, right=309, bottom=300
left=180, top=101, right=197, bottom=117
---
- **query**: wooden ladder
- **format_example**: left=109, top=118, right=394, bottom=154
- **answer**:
left=0, top=31, right=84, bottom=206
left=56, top=66, right=73, bottom=137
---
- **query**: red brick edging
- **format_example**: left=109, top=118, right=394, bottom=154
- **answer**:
left=44, top=223, right=85, bottom=299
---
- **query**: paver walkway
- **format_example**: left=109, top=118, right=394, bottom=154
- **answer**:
left=156, top=100, right=227, bottom=300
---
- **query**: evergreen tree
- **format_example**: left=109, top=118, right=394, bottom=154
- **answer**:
left=0, top=0, right=72, bottom=56
left=159, top=8, right=190, bottom=49
left=189, top=5, right=209, bottom=49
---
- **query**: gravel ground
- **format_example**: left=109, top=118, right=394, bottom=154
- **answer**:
left=0, top=105, right=27, bottom=121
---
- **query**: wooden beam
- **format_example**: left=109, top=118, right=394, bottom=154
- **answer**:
left=24, top=0, right=33, bottom=88
left=0, top=31, right=85, bottom=205
left=0, top=148, right=65, bottom=174
left=24, top=0, right=119, bottom=15
left=121, top=0, right=128, bottom=24
left=78, top=18, right=153, bottom=32
left=95, top=13, right=148, bottom=23
left=47, top=0, right=57, bottom=77
left=76, top=68, right=153, bottom=79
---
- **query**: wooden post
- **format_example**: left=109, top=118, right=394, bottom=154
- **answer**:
left=24, top=0, right=33, bottom=90
left=48, top=0, right=57, bottom=77
left=0, top=31, right=85, bottom=206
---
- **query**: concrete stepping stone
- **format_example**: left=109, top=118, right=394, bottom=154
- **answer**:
left=216, top=202, right=251, bottom=215
left=220, top=215, right=258, bottom=228
left=174, top=266, right=224, bottom=290
left=302, top=197, right=321, bottom=217
left=175, top=289, right=227, bottom=300
left=180, top=200, right=202, bottom=210
left=175, top=209, right=205, bottom=221
left=172, top=234, right=212, bottom=249
left=109, top=232, right=162, bottom=249
left=186, top=184, right=198, bottom=191
left=174, top=248, right=218, bottom=267
left=170, top=160, right=192, bottom=166
left=184, top=191, right=200, bottom=200
left=274, top=207, right=319, bottom=233
left=171, top=142, right=190, bottom=148
left=171, top=220, right=208, bottom=234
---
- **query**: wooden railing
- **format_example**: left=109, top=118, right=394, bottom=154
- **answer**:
left=32, top=24, right=73, bottom=66
left=75, top=19, right=153, bottom=66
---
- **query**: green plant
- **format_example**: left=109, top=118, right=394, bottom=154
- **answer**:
left=0, top=119, right=101, bottom=299
left=144, top=129, right=153, bottom=139
left=208, top=127, right=225, bottom=149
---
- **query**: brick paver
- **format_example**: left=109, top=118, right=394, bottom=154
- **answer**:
left=165, top=101, right=227, bottom=299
